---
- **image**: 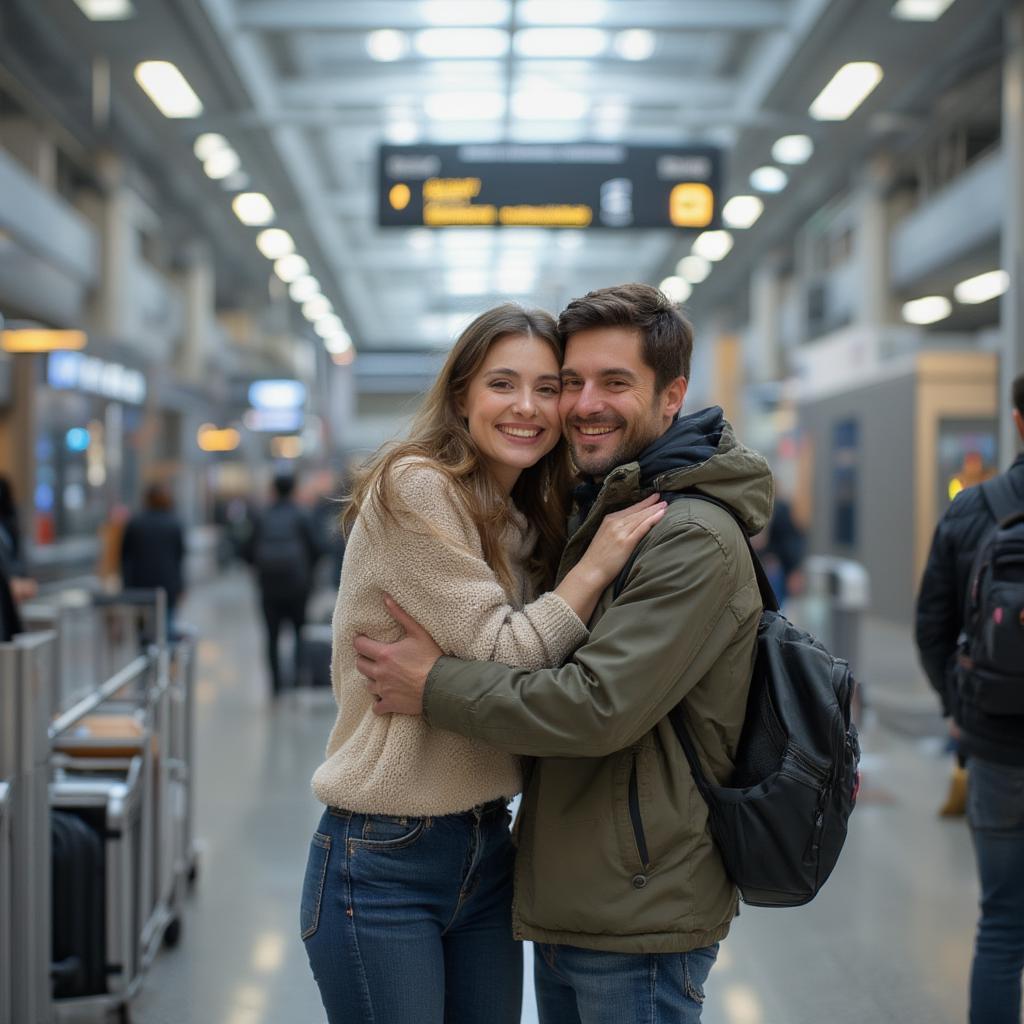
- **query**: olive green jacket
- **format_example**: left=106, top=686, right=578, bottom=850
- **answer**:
left=423, top=411, right=774, bottom=953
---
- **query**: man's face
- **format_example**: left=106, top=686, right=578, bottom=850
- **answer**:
left=558, top=326, right=686, bottom=479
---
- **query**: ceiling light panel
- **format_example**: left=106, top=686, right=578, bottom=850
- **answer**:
left=231, top=192, right=275, bottom=226
left=314, top=315, right=344, bottom=338
left=73, top=0, right=134, bottom=20
left=256, top=229, right=295, bottom=260
left=722, top=195, right=764, bottom=229
left=514, top=28, right=608, bottom=58
left=420, top=1, right=510, bottom=24
left=134, top=61, right=203, bottom=118
left=302, top=296, right=333, bottom=320
left=659, top=276, right=692, bottom=304
left=424, top=92, right=506, bottom=120
left=415, top=29, right=510, bottom=59
left=676, top=255, right=712, bottom=283
left=902, top=295, right=952, bottom=325
left=274, top=254, right=309, bottom=283
left=749, top=166, right=788, bottom=193
left=203, top=148, right=240, bottom=180
left=289, top=275, right=321, bottom=302
left=193, top=133, right=228, bottom=162
left=810, top=62, right=884, bottom=121
left=891, top=0, right=956, bottom=20
left=954, top=270, right=1009, bottom=305
left=692, top=230, right=734, bottom=262
left=771, top=134, right=814, bottom=165
left=518, top=1, right=608, bottom=24
left=367, top=30, right=410, bottom=62
left=613, top=30, right=656, bottom=61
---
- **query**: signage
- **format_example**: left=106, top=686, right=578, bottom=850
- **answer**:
left=47, top=351, right=146, bottom=404
left=378, top=143, right=722, bottom=230
left=248, top=379, right=306, bottom=410
left=243, top=408, right=304, bottom=433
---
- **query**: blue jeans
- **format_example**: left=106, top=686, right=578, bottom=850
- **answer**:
left=301, top=800, right=521, bottom=1024
left=534, top=941, right=719, bottom=1024
left=968, top=757, right=1024, bottom=1024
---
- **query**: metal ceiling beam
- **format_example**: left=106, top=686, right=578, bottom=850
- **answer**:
left=238, top=1, right=791, bottom=32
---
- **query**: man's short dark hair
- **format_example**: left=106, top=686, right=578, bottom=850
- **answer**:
left=557, top=282, right=693, bottom=391
left=273, top=474, right=296, bottom=499
left=1014, top=372, right=1024, bottom=417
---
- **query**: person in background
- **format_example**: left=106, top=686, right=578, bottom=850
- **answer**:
left=248, top=474, right=322, bottom=696
left=0, top=525, right=22, bottom=642
left=0, top=474, right=38, bottom=605
left=752, top=490, right=805, bottom=606
left=120, top=482, right=186, bottom=636
left=915, top=372, right=1024, bottom=1024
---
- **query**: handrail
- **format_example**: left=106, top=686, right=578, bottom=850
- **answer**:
left=48, top=653, right=152, bottom=740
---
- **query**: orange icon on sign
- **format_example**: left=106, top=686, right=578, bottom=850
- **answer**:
left=669, top=183, right=714, bottom=228
left=389, top=183, right=411, bottom=211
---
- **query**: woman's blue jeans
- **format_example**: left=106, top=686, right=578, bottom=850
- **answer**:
left=301, top=800, right=522, bottom=1024
left=967, top=757, right=1024, bottom=1024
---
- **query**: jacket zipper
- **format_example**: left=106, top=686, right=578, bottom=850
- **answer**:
left=628, top=753, right=650, bottom=869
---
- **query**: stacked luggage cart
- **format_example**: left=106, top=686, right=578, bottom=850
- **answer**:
left=0, top=589, right=200, bottom=1024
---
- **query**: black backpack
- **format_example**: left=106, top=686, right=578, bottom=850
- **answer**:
left=253, top=504, right=312, bottom=588
left=615, top=490, right=860, bottom=908
left=957, top=475, right=1024, bottom=715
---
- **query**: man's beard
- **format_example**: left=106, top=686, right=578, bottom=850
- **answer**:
left=567, top=414, right=662, bottom=479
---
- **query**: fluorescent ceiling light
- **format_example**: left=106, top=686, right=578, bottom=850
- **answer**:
left=810, top=62, right=883, bottom=121
left=73, top=0, right=134, bottom=20
left=415, top=29, right=510, bottom=59
left=771, top=134, right=814, bottom=165
left=749, top=166, right=788, bottom=193
left=367, top=30, right=410, bottom=62
left=722, top=195, right=764, bottom=229
left=614, top=30, right=655, bottom=61
left=692, top=230, right=734, bottom=262
left=289, top=275, right=321, bottom=303
left=424, top=91, right=506, bottom=120
left=202, top=148, right=240, bottom=180
left=659, top=276, right=692, bottom=304
left=676, top=255, right=712, bottom=284
left=518, top=0, right=607, bottom=24
left=324, top=330, right=353, bottom=355
left=274, top=254, right=309, bottom=283
left=231, top=192, right=275, bottom=226
left=514, top=28, right=608, bottom=58
left=513, top=91, right=589, bottom=120
left=193, top=133, right=228, bottom=162
left=954, top=269, right=1009, bottom=305
left=256, top=228, right=295, bottom=260
left=421, top=1, right=510, bottom=25
left=891, top=0, right=955, bottom=20
left=302, top=296, right=333, bottom=320
left=134, top=61, right=203, bottom=118
left=314, top=315, right=344, bottom=338
left=386, top=120, right=421, bottom=145
left=902, top=295, right=952, bottom=325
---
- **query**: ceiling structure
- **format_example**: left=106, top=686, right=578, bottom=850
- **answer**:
left=1, top=0, right=1007, bottom=357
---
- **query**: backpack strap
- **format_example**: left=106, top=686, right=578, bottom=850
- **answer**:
left=980, top=473, right=1021, bottom=527
left=612, top=489, right=780, bottom=613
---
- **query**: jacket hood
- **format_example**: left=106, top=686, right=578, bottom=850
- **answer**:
left=571, top=407, right=774, bottom=538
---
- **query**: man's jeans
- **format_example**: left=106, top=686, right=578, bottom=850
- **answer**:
left=534, top=941, right=719, bottom=1024
left=967, top=757, right=1024, bottom=1024
left=301, top=800, right=521, bottom=1024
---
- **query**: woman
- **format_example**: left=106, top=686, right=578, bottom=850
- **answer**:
left=302, top=304, right=666, bottom=1023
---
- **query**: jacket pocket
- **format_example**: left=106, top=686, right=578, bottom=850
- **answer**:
left=628, top=752, right=651, bottom=870
left=300, top=832, right=331, bottom=940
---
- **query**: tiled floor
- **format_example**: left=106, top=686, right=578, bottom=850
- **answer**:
left=131, top=569, right=981, bottom=1024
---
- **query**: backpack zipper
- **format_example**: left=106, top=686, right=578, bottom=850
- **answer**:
left=628, top=753, right=650, bottom=869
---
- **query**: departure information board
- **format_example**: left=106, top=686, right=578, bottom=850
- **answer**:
left=378, top=144, right=722, bottom=230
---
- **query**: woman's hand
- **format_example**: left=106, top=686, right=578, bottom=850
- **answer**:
left=554, top=494, right=667, bottom=624
left=575, top=493, right=668, bottom=588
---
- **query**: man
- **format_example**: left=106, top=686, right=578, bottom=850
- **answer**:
left=915, top=373, right=1024, bottom=1024
left=356, top=283, right=773, bottom=1023
left=248, top=474, right=322, bottom=696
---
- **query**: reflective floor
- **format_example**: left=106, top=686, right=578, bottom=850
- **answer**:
left=132, top=569, right=980, bottom=1024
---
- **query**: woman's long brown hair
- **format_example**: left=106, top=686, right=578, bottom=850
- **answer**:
left=344, top=303, right=574, bottom=595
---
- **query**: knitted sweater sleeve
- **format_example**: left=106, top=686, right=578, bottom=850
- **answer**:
left=362, top=461, right=587, bottom=671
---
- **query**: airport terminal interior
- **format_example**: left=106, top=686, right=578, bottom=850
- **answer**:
left=1, top=0, right=1024, bottom=1022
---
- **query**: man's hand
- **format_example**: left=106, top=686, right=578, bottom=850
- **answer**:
left=354, top=595, right=443, bottom=716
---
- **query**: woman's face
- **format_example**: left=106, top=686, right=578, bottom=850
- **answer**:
left=459, top=332, right=563, bottom=494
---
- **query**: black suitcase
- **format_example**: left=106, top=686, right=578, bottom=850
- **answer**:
left=50, top=809, right=106, bottom=998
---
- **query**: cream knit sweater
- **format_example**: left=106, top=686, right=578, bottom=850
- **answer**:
left=311, top=458, right=588, bottom=816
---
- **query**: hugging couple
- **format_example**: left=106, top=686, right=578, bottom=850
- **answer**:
left=301, top=282, right=773, bottom=1024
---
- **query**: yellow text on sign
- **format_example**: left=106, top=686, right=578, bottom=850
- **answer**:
left=389, top=183, right=412, bottom=211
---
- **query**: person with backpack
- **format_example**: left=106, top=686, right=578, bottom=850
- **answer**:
left=915, top=372, right=1024, bottom=1024
left=249, top=474, right=322, bottom=696
left=354, top=284, right=779, bottom=1024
